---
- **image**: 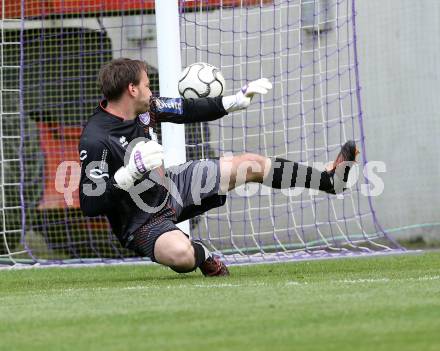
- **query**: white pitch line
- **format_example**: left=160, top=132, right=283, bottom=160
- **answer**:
left=3, top=276, right=439, bottom=298
left=337, top=275, right=440, bottom=284
left=339, top=278, right=390, bottom=284
left=287, top=275, right=440, bottom=286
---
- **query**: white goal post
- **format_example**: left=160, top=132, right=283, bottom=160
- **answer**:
left=154, top=0, right=189, bottom=234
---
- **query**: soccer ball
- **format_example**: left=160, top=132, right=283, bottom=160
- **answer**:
left=178, top=62, right=226, bottom=99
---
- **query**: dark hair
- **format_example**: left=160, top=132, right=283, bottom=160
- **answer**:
left=98, top=58, right=148, bottom=101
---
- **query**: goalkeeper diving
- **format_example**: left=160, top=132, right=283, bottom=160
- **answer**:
left=79, top=58, right=358, bottom=276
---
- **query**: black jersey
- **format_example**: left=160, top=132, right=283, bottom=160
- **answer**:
left=78, top=96, right=227, bottom=246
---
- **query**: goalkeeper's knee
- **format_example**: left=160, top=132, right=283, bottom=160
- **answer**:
left=169, top=240, right=210, bottom=274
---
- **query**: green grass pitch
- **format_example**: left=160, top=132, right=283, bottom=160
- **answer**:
left=1, top=252, right=439, bottom=351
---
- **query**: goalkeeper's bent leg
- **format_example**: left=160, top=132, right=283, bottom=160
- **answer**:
left=153, top=230, right=197, bottom=272
left=153, top=230, right=229, bottom=276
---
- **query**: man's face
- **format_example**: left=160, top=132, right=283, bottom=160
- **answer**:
left=133, top=70, right=152, bottom=114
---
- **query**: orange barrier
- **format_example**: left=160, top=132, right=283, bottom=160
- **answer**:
left=37, top=121, right=82, bottom=209
left=1, top=0, right=273, bottom=19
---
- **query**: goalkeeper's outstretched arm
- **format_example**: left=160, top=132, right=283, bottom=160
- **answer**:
left=150, top=78, right=272, bottom=124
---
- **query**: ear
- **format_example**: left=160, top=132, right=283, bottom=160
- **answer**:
left=128, top=83, right=137, bottom=97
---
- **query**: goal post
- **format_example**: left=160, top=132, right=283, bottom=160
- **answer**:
left=154, top=0, right=189, bottom=234
left=0, top=0, right=402, bottom=267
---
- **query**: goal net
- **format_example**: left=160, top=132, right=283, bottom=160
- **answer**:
left=0, top=0, right=401, bottom=266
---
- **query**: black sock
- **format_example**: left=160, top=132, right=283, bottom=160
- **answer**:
left=192, top=240, right=209, bottom=267
left=263, top=157, right=335, bottom=194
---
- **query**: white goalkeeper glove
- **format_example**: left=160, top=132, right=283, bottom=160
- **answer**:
left=114, top=140, right=164, bottom=190
left=222, top=78, right=272, bottom=113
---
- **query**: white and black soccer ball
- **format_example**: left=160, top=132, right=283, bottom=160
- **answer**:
left=178, top=62, right=226, bottom=99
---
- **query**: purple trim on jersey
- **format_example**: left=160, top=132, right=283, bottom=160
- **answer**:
left=241, top=84, right=248, bottom=94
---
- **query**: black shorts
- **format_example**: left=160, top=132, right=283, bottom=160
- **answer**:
left=126, top=159, right=226, bottom=261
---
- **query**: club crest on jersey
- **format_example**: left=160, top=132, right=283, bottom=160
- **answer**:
left=119, top=136, right=128, bottom=147
left=138, top=112, right=151, bottom=126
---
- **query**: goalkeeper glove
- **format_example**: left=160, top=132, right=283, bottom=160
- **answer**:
left=114, top=140, right=164, bottom=190
left=222, top=78, right=272, bottom=113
